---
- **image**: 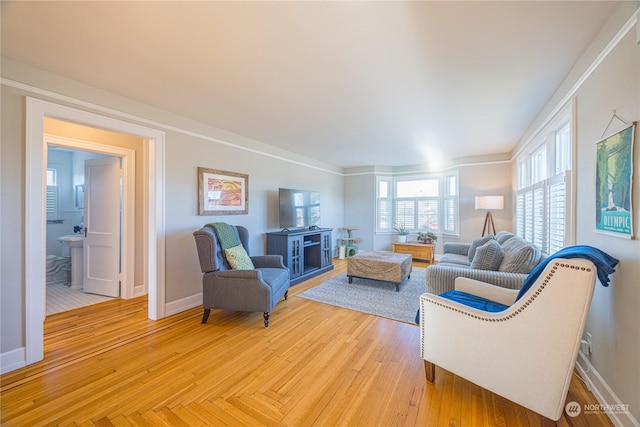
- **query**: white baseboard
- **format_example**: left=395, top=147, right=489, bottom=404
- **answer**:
left=133, top=284, right=147, bottom=298
left=1, top=347, right=26, bottom=374
left=575, top=351, right=639, bottom=427
left=164, top=292, right=202, bottom=317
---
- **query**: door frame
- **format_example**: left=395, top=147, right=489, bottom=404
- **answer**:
left=26, top=98, right=166, bottom=365
left=46, top=135, right=135, bottom=299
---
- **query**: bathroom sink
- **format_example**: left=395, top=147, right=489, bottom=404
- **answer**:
left=58, top=235, right=84, bottom=290
left=58, top=234, right=84, bottom=248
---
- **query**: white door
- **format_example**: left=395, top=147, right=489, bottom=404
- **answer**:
left=83, top=157, right=121, bottom=297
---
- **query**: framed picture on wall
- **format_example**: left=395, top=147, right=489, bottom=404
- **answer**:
left=595, top=123, right=635, bottom=238
left=198, top=167, right=249, bottom=215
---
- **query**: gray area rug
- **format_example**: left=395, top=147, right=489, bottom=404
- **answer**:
left=297, top=267, right=425, bottom=324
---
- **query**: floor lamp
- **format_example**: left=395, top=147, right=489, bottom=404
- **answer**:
left=475, top=196, right=504, bottom=237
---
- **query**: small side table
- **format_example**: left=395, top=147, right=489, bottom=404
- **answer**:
left=392, top=241, right=435, bottom=263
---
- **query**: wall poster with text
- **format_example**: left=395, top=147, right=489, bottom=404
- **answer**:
left=595, top=123, right=635, bottom=238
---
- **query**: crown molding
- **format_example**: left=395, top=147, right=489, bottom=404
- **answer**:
left=1, top=77, right=343, bottom=176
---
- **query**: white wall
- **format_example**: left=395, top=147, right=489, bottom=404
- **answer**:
left=163, top=130, right=344, bottom=302
left=515, top=3, right=639, bottom=422
left=455, top=162, right=512, bottom=243
left=344, top=169, right=377, bottom=252
left=344, top=161, right=513, bottom=255
left=574, top=28, right=639, bottom=424
left=0, top=59, right=344, bottom=360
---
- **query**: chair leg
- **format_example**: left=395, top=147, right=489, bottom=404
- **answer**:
left=284, top=290, right=289, bottom=300
left=424, top=361, right=436, bottom=382
left=263, top=312, right=270, bottom=328
left=201, top=308, right=211, bottom=324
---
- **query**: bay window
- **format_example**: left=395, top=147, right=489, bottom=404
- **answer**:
left=377, top=172, right=458, bottom=235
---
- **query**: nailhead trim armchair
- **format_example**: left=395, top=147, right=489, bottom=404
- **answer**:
left=420, top=258, right=597, bottom=423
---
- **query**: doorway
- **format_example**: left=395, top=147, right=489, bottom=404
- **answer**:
left=45, top=144, right=123, bottom=314
left=25, top=98, right=166, bottom=366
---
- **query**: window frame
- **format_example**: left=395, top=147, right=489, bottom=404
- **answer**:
left=376, top=171, right=459, bottom=236
left=46, top=167, right=60, bottom=221
left=515, top=102, right=575, bottom=252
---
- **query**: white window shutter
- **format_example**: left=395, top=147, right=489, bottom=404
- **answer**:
left=46, top=185, right=59, bottom=220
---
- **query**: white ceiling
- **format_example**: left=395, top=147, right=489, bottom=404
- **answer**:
left=1, top=1, right=620, bottom=168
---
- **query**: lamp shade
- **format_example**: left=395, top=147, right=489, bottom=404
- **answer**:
left=475, top=195, right=504, bottom=210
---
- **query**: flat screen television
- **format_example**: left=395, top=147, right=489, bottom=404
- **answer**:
left=279, top=188, right=321, bottom=230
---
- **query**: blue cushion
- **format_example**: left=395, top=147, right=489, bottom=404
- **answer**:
left=439, top=290, right=509, bottom=312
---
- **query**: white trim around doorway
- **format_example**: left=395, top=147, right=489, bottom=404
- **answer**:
left=46, top=135, right=136, bottom=299
left=25, top=98, right=166, bottom=366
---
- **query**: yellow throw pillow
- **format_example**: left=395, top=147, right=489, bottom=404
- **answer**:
left=224, top=245, right=255, bottom=270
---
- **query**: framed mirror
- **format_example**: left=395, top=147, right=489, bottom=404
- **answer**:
left=75, top=184, right=84, bottom=209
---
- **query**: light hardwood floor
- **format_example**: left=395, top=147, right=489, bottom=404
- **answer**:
left=1, top=260, right=612, bottom=426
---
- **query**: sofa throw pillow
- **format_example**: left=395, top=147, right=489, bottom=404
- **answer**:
left=498, top=237, right=542, bottom=274
left=468, top=235, right=495, bottom=262
left=470, top=240, right=504, bottom=270
left=495, top=230, right=516, bottom=245
left=224, top=244, right=255, bottom=270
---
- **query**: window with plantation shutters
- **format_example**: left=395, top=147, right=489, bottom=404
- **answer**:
left=46, top=168, right=60, bottom=221
left=533, top=185, right=545, bottom=249
left=547, top=172, right=568, bottom=254
left=515, top=102, right=573, bottom=254
left=46, top=185, right=60, bottom=220
left=443, top=174, right=457, bottom=233
left=516, top=171, right=569, bottom=254
left=396, top=200, right=416, bottom=227
left=376, top=172, right=458, bottom=235
left=377, top=198, right=392, bottom=231
left=377, top=177, right=392, bottom=231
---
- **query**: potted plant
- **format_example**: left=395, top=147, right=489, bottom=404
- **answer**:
left=417, top=231, right=438, bottom=244
left=393, top=223, right=410, bottom=242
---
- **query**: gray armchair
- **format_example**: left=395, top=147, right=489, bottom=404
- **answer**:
left=193, top=225, right=290, bottom=327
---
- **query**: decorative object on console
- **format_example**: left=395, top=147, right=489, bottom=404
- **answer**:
left=198, top=167, right=248, bottom=215
left=416, top=231, right=437, bottom=244
left=393, top=223, right=410, bottom=242
left=475, top=195, right=504, bottom=236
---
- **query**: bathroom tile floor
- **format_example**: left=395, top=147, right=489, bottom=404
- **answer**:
left=46, top=283, right=115, bottom=315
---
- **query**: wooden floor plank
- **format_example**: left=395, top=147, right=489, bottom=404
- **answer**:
left=1, top=260, right=613, bottom=426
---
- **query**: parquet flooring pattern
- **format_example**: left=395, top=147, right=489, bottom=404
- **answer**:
left=1, top=260, right=612, bottom=426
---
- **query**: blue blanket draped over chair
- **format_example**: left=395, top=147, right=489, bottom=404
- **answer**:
left=514, top=245, right=619, bottom=302
left=431, top=245, right=619, bottom=316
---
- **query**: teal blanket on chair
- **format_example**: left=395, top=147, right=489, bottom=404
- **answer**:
left=206, top=222, right=239, bottom=250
